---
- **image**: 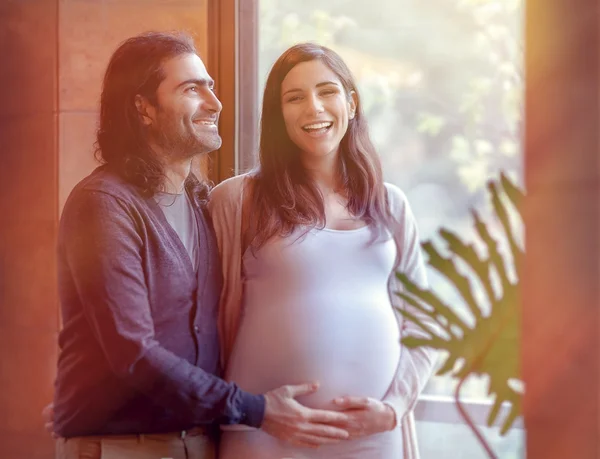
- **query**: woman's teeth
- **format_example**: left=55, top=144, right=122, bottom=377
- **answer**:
left=302, top=122, right=333, bottom=132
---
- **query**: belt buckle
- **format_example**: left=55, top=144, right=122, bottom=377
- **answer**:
left=180, top=430, right=187, bottom=439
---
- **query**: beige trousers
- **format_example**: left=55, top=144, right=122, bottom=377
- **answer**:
left=55, top=427, right=215, bottom=459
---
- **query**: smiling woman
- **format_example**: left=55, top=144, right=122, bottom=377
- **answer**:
left=208, top=42, right=437, bottom=459
left=246, top=43, right=394, bottom=248
left=247, top=1, right=525, bottom=457
left=280, top=61, right=356, bottom=161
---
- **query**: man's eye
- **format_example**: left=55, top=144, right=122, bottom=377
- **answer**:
left=187, top=86, right=198, bottom=93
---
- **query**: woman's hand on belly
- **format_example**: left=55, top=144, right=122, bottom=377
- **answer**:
left=261, top=382, right=352, bottom=448
left=331, top=396, right=397, bottom=439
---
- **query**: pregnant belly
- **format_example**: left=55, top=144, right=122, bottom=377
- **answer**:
left=226, top=292, right=401, bottom=409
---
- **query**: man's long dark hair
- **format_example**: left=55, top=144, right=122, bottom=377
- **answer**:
left=95, top=31, right=201, bottom=197
left=247, top=43, right=394, bottom=249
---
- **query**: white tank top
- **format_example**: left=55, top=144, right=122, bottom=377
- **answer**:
left=226, top=225, right=401, bottom=410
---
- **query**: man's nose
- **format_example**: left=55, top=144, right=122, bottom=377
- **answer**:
left=205, top=89, right=223, bottom=113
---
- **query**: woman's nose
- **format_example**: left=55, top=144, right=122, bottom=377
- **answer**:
left=305, top=93, right=324, bottom=115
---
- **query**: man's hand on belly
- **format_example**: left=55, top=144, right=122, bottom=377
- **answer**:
left=331, top=396, right=397, bottom=439
left=261, top=382, right=352, bottom=448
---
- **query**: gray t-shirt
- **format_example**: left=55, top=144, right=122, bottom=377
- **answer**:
left=154, top=191, right=198, bottom=271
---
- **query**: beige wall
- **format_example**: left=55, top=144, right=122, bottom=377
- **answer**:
left=59, top=0, right=209, bottom=210
left=0, top=1, right=209, bottom=457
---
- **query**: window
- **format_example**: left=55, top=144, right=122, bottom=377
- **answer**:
left=233, top=0, right=525, bottom=456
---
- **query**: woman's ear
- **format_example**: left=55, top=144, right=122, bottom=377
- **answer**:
left=348, top=90, right=358, bottom=119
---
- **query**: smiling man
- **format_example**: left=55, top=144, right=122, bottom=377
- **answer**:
left=52, top=32, right=350, bottom=459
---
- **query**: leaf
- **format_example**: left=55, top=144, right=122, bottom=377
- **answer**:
left=422, top=240, right=484, bottom=321
left=395, top=292, right=455, bottom=339
left=396, top=273, right=470, bottom=333
left=500, top=397, right=522, bottom=435
left=500, top=171, right=524, bottom=212
left=439, top=229, right=496, bottom=310
left=487, top=180, right=523, bottom=279
left=395, top=173, right=525, bottom=436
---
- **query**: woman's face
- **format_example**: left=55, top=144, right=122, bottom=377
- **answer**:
left=280, top=60, right=357, bottom=162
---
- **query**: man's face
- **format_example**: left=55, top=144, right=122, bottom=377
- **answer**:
left=143, top=53, right=223, bottom=160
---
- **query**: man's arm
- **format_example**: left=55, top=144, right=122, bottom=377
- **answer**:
left=61, top=190, right=263, bottom=426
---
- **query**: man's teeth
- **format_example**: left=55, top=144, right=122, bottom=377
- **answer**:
left=195, top=120, right=215, bottom=125
left=303, top=122, right=332, bottom=131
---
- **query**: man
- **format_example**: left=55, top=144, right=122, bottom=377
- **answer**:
left=52, top=31, right=349, bottom=459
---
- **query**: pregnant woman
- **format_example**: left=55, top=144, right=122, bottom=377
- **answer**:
left=208, top=43, right=437, bottom=458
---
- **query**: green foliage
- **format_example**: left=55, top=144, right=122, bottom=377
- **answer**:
left=395, top=172, right=524, bottom=435
left=417, top=113, right=447, bottom=136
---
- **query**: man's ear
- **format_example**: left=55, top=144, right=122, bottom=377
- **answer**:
left=134, top=94, right=154, bottom=126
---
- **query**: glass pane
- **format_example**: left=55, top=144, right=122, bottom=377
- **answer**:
left=258, top=0, right=523, bottom=401
left=416, top=421, right=525, bottom=458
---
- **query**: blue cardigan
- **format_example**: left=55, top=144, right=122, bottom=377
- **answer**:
left=53, top=166, right=264, bottom=437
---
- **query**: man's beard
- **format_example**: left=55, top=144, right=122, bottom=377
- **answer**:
left=151, top=116, right=221, bottom=160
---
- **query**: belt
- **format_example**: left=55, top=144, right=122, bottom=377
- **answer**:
left=61, top=426, right=209, bottom=442
left=140, top=426, right=209, bottom=441
left=175, top=426, right=208, bottom=439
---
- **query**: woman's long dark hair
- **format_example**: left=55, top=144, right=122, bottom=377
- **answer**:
left=247, top=43, right=394, bottom=249
left=95, top=31, right=202, bottom=197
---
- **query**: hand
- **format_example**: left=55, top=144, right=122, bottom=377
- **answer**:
left=331, top=396, right=396, bottom=439
left=42, top=402, right=57, bottom=438
left=261, top=382, right=351, bottom=448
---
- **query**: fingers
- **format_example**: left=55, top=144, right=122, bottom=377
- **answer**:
left=262, top=414, right=349, bottom=448
left=305, top=407, right=350, bottom=424
left=42, top=402, right=56, bottom=437
left=44, top=422, right=58, bottom=438
left=284, top=382, right=319, bottom=398
left=333, top=396, right=371, bottom=410
left=287, top=424, right=350, bottom=448
left=42, top=403, right=54, bottom=420
left=292, top=432, right=347, bottom=448
left=299, top=423, right=349, bottom=440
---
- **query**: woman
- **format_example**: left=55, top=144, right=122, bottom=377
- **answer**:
left=208, top=43, right=437, bottom=458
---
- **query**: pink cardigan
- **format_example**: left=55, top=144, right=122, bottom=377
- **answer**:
left=207, top=174, right=437, bottom=459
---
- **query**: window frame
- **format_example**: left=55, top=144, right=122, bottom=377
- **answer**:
left=207, top=0, right=258, bottom=183
left=415, top=394, right=523, bottom=428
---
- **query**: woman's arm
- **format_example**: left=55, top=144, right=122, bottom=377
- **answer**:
left=381, top=183, right=438, bottom=425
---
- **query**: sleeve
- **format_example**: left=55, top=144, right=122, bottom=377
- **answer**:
left=61, top=190, right=264, bottom=427
left=382, top=185, right=438, bottom=422
left=206, top=177, right=246, bottom=370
